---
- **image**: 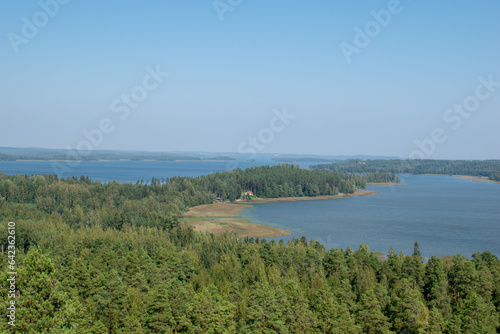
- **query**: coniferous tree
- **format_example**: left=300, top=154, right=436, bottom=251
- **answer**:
left=9, top=248, right=68, bottom=333
left=356, top=289, right=393, bottom=334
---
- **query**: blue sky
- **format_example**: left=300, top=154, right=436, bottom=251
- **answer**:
left=1, top=0, right=499, bottom=159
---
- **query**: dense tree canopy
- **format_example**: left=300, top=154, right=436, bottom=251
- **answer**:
left=1, top=218, right=498, bottom=333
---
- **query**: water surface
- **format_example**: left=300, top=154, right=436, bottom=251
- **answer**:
left=240, top=175, right=500, bottom=258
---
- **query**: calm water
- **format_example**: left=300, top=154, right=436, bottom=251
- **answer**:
left=1, top=162, right=498, bottom=257
left=241, top=175, right=500, bottom=258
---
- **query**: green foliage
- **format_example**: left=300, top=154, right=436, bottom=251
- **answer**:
left=0, top=166, right=365, bottom=234
left=312, top=159, right=500, bottom=181
left=364, top=172, right=400, bottom=183
left=0, top=169, right=499, bottom=332
left=0, top=223, right=498, bottom=332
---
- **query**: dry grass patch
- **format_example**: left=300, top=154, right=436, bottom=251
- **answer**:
left=185, top=218, right=289, bottom=238
left=182, top=202, right=252, bottom=217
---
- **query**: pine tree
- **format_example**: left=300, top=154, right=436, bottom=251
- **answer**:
left=283, top=279, right=316, bottom=332
left=389, top=279, right=429, bottom=333
left=460, top=292, right=498, bottom=333
left=144, top=279, right=193, bottom=333
left=144, top=280, right=173, bottom=333
left=10, top=248, right=68, bottom=333
left=191, top=285, right=236, bottom=333
left=356, top=289, right=393, bottom=334
left=243, top=282, right=288, bottom=333
left=424, top=257, right=451, bottom=320
left=311, top=286, right=361, bottom=334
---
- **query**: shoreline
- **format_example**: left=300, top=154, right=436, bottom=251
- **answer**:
left=451, top=175, right=500, bottom=184
left=238, top=189, right=379, bottom=204
left=367, top=182, right=405, bottom=186
left=181, top=190, right=379, bottom=238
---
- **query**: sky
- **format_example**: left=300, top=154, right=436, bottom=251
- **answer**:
left=1, top=0, right=499, bottom=159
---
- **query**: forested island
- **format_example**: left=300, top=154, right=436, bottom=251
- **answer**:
left=312, top=159, right=500, bottom=182
left=0, top=165, right=499, bottom=333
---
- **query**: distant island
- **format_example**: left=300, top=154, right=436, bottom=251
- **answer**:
left=0, top=147, right=236, bottom=162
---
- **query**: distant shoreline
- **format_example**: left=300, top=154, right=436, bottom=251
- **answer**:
left=1, top=159, right=141, bottom=163
left=451, top=175, right=500, bottom=184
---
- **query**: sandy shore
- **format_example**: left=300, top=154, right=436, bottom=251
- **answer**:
left=242, top=190, right=379, bottom=204
left=451, top=175, right=499, bottom=184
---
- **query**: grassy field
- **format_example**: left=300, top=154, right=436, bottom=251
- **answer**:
left=182, top=202, right=252, bottom=217
left=181, top=217, right=289, bottom=238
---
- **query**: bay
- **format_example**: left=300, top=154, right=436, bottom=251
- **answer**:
left=240, top=174, right=500, bottom=258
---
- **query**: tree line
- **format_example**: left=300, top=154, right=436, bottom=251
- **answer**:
left=312, top=159, right=500, bottom=181
left=364, top=172, right=400, bottom=183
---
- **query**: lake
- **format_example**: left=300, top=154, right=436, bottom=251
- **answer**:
left=1, top=161, right=498, bottom=258
left=240, top=174, right=500, bottom=258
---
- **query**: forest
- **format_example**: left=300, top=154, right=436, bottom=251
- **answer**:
left=363, top=172, right=401, bottom=184
left=312, top=159, right=500, bottom=182
left=0, top=165, right=498, bottom=333
left=0, top=165, right=369, bottom=231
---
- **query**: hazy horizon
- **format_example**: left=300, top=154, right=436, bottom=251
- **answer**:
left=2, top=145, right=499, bottom=161
left=2, top=1, right=499, bottom=160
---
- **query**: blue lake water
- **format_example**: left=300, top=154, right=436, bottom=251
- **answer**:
left=240, top=174, right=500, bottom=258
left=1, top=161, right=498, bottom=258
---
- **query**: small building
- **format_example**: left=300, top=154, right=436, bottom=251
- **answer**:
left=244, top=191, right=254, bottom=196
